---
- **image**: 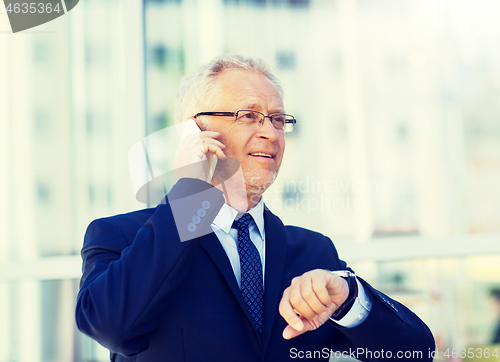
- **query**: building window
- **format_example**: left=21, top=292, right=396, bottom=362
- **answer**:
left=276, top=51, right=296, bottom=70
left=37, top=183, right=51, bottom=203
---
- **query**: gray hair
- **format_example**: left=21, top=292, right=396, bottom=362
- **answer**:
left=175, top=55, right=283, bottom=124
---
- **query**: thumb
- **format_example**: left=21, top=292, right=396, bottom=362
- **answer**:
left=283, top=318, right=315, bottom=340
left=283, top=324, right=303, bottom=340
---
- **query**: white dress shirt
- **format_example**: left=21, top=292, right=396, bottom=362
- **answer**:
left=211, top=199, right=371, bottom=328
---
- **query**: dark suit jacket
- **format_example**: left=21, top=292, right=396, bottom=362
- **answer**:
left=76, top=179, right=435, bottom=361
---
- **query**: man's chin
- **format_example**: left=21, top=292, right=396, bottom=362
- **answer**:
left=244, top=170, right=277, bottom=196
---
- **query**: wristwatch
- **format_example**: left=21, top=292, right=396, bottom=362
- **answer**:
left=330, top=270, right=355, bottom=279
left=330, top=270, right=358, bottom=320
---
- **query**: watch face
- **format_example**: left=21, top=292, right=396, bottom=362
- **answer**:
left=331, top=270, right=355, bottom=278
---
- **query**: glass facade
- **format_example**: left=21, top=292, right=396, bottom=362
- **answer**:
left=1, top=0, right=499, bottom=360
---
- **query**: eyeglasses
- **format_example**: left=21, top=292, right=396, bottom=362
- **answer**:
left=194, top=110, right=296, bottom=133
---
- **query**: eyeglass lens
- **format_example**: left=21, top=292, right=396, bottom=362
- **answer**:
left=236, top=111, right=293, bottom=132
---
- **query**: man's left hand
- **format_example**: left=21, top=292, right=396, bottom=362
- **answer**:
left=279, top=269, right=349, bottom=340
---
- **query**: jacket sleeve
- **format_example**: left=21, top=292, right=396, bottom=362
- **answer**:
left=75, top=178, right=225, bottom=357
left=326, top=238, right=435, bottom=361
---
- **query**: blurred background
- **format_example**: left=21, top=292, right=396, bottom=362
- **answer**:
left=1, top=0, right=500, bottom=361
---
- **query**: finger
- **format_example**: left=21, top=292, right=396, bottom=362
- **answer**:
left=179, top=134, right=225, bottom=158
left=283, top=324, right=305, bottom=340
left=311, top=274, right=333, bottom=308
left=179, top=132, right=219, bottom=150
left=300, top=277, right=330, bottom=315
left=201, top=137, right=226, bottom=150
left=279, top=289, right=304, bottom=332
left=288, top=281, right=317, bottom=321
left=178, top=133, right=203, bottom=149
left=199, top=130, right=221, bottom=139
left=326, top=275, right=350, bottom=308
left=174, top=146, right=205, bottom=165
left=204, top=143, right=226, bottom=159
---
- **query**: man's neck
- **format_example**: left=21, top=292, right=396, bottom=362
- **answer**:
left=218, top=188, right=262, bottom=213
left=212, top=167, right=264, bottom=212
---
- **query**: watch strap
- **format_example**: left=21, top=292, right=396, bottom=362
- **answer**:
left=330, top=270, right=358, bottom=320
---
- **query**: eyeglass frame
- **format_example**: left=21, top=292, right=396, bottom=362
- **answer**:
left=193, top=110, right=297, bottom=132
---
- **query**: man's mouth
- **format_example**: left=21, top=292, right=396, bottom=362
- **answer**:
left=249, top=152, right=274, bottom=159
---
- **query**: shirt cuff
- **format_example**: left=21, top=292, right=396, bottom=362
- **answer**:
left=330, top=277, right=372, bottom=328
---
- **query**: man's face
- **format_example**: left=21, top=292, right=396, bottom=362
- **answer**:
left=201, top=68, right=286, bottom=195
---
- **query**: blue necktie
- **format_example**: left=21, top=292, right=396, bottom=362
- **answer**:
left=232, top=213, right=264, bottom=338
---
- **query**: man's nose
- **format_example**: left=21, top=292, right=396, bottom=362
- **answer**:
left=256, top=117, right=278, bottom=141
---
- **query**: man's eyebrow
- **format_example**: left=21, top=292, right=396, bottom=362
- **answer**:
left=240, top=103, right=286, bottom=114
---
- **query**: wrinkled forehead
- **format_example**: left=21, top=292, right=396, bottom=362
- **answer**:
left=209, top=69, right=284, bottom=112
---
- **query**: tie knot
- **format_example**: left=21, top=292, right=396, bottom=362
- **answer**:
left=232, top=213, right=253, bottom=231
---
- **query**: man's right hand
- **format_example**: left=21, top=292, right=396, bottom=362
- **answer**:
left=174, top=125, right=226, bottom=182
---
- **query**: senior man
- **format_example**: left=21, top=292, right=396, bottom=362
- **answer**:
left=76, top=55, right=435, bottom=362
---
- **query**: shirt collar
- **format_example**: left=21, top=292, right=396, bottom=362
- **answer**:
left=212, top=198, right=265, bottom=239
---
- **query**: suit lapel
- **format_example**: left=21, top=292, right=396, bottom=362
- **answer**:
left=198, top=231, right=263, bottom=343
left=262, top=207, right=288, bottom=349
left=198, top=208, right=288, bottom=348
